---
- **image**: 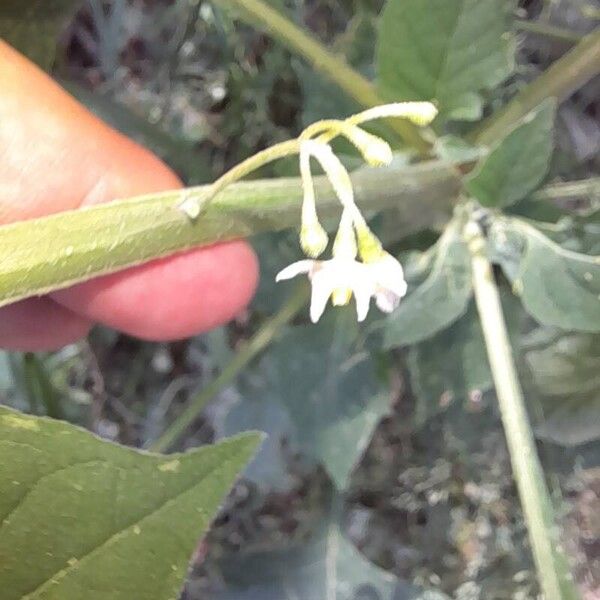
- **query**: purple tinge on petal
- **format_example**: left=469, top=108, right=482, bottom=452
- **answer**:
left=375, top=290, right=400, bottom=313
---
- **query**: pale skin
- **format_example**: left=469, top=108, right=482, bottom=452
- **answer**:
left=0, top=41, right=259, bottom=351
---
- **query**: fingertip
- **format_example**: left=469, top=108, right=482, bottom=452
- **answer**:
left=0, top=40, right=182, bottom=222
left=0, top=298, right=92, bottom=352
left=52, top=241, right=259, bottom=341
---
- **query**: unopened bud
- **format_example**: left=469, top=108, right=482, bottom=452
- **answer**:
left=300, top=220, right=329, bottom=258
left=353, top=102, right=438, bottom=127
left=339, top=125, right=393, bottom=167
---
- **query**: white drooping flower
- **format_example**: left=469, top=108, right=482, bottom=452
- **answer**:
left=276, top=252, right=407, bottom=323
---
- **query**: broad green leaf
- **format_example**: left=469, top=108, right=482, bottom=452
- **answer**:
left=384, top=221, right=472, bottom=348
left=466, top=101, right=556, bottom=208
left=522, top=330, right=600, bottom=446
left=489, top=217, right=600, bottom=331
left=526, top=209, right=600, bottom=256
left=0, top=406, right=260, bottom=600
left=0, top=1, right=82, bottom=70
left=215, top=519, right=448, bottom=600
left=408, top=302, right=492, bottom=426
left=251, top=231, right=303, bottom=314
left=218, top=394, right=293, bottom=490
left=376, top=0, right=514, bottom=121
left=223, top=310, right=390, bottom=489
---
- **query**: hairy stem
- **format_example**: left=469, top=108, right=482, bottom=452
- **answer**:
left=473, top=28, right=600, bottom=145
left=532, top=177, right=600, bottom=202
left=149, top=284, right=308, bottom=452
left=467, top=221, right=579, bottom=600
left=214, top=0, right=430, bottom=153
left=0, top=161, right=460, bottom=308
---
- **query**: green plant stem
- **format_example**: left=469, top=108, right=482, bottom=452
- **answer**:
left=472, top=28, right=600, bottom=145
left=0, top=160, right=460, bottom=309
left=22, top=353, right=63, bottom=420
left=204, top=139, right=301, bottom=202
left=149, top=284, right=309, bottom=453
left=467, top=222, right=579, bottom=600
left=515, top=19, right=583, bottom=45
left=214, top=0, right=430, bottom=153
left=532, top=177, right=600, bottom=202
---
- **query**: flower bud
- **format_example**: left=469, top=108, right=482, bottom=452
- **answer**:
left=353, top=102, right=438, bottom=127
left=340, top=125, right=393, bottom=167
left=300, top=220, right=329, bottom=258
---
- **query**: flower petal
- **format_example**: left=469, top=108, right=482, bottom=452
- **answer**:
left=375, top=290, right=400, bottom=313
left=372, top=255, right=407, bottom=298
left=309, top=271, right=335, bottom=322
left=276, top=260, right=315, bottom=282
left=353, top=286, right=372, bottom=322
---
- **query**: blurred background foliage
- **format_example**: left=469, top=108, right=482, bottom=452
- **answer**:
left=0, top=0, right=599, bottom=598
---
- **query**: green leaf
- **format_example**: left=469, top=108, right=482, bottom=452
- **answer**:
left=251, top=231, right=303, bottom=314
left=490, top=217, right=600, bottom=331
left=384, top=221, right=472, bottom=348
left=522, top=330, right=600, bottom=446
left=466, top=101, right=556, bottom=208
left=376, top=0, right=514, bottom=121
left=0, top=406, right=260, bottom=600
left=408, top=302, right=492, bottom=426
left=0, top=1, right=82, bottom=70
left=433, top=135, right=487, bottom=164
left=215, top=518, right=447, bottom=600
left=218, top=394, right=292, bottom=490
left=225, top=310, right=390, bottom=489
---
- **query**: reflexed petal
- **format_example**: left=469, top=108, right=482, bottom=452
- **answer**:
left=375, top=290, right=400, bottom=313
left=309, top=270, right=336, bottom=323
left=386, top=277, right=407, bottom=298
left=276, top=260, right=316, bottom=282
left=372, top=255, right=407, bottom=298
left=354, top=286, right=372, bottom=322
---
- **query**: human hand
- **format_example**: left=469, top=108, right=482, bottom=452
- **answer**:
left=0, top=41, right=258, bottom=351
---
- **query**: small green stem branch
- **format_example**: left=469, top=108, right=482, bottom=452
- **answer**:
left=214, top=0, right=430, bottom=153
left=473, top=28, right=600, bottom=145
left=22, top=353, right=63, bottom=420
left=204, top=139, right=301, bottom=201
left=0, top=160, right=459, bottom=308
left=514, top=19, right=583, bottom=45
left=532, top=177, right=600, bottom=202
left=466, top=222, right=579, bottom=600
left=149, top=284, right=308, bottom=453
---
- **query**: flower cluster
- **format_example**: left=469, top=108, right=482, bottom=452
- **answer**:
left=276, top=102, right=437, bottom=322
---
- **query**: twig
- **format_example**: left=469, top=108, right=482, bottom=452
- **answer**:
left=149, top=285, right=309, bottom=452
left=515, top=19, right=584, bottom=45
left=214, top=0, right=431, bottom=153
left=472, top=29, right=600, bottom=145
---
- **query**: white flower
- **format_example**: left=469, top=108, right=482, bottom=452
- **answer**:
left=276, top=253, right=407, bottom=323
